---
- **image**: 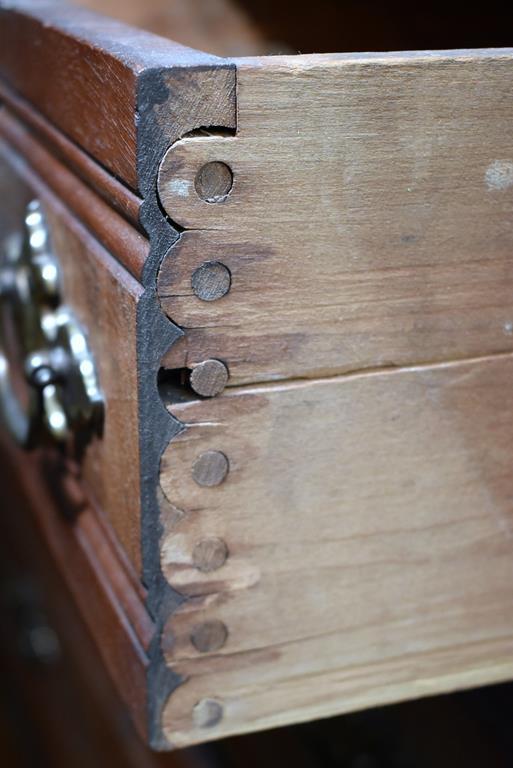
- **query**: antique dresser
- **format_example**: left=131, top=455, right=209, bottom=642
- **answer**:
left=1, top=0, right=513, bottom=751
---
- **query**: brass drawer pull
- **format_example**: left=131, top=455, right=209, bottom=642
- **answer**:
left=0, top=201, right=103, bottom=447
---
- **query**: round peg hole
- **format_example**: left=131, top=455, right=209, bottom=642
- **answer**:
left=195, top=162, right=233, bottom=202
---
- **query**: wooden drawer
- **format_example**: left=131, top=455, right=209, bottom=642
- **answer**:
left=1, top=0, right=513, bottom=750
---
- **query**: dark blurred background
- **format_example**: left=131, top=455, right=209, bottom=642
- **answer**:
left=78, top=0, right=513, bottom=57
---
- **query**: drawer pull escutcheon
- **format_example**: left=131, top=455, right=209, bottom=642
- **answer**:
left=0, top=200, right=103, bottom=447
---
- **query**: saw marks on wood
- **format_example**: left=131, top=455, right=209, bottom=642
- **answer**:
left=158, top=50, right=513, bottom=386
left=159, top=353, right=513, bottom=745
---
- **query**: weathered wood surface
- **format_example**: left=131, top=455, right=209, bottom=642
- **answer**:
left=0, top=146, right=144, bottom=572
left=0, top=0, right=230, bottom=190
left=158, top=50, right=513, bottom=386
left=160, top=353, right=513, bottom=745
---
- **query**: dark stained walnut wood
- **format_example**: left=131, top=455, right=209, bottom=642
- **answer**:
left=0, top=435, right=154, bottom=740
left=0, top=0, right=233, bottom=191
left=0, top=79, right=143, bottom=228
left=0, top=149, right=144, bottom=571
left=0, top=108, right=148, bottom=281
left=0, top=1, right=238, bottom=749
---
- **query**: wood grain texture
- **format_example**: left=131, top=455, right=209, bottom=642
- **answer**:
left=0, top=147, right=144, bottom=572
left=160, top=353, right=513, bottom=745
left=0, top=79, right=143, bottom=228
left=0, top=107, right=148, bottom=281
left=0, top=0, right=229, bottom=190
left=158, top=49, right=513, bottom=386
left=0, top=434, right=154, bottom=740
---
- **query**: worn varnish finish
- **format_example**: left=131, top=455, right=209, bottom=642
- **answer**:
left=0, top=108, right=148, bottom=281
left=160, top=353, right=513, bottom=745
left=158, top=50, right=513, bottom=385
left=0, top=149, right=144, bottom=572
left=0, top=79, right=143, bottom=228
left=0, top=0, right=232, bottom=191
left=0, top=433, right=154, bottom=740
left=51, top=212, right=144, bottom=572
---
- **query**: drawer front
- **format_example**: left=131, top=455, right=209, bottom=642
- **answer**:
left=2, top=0, right=513, bottom=750
left=0, top=134, right=143, bottom=568
left=0, top=119, right=153, bottom=738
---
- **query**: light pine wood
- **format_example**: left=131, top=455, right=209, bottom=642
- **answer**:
left=158, top=50, right=513, bottom=386
left=160, top=353, right=513, bottom=745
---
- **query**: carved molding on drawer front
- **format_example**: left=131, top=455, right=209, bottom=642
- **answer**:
left=157, top=53, right=513, bottom=387
left=0, top=144, right=152, bottom=737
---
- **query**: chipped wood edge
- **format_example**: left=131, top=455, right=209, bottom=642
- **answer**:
left=135, top=60, right=236, bottom=748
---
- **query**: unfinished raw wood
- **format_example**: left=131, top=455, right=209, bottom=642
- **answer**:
left=195, top=161, right=234, bottom=201
left=158, top=49, right=513, bottom=386
left=160, top=353, right=513, bottom=745
left=193, top=699, right=224, bottom=729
